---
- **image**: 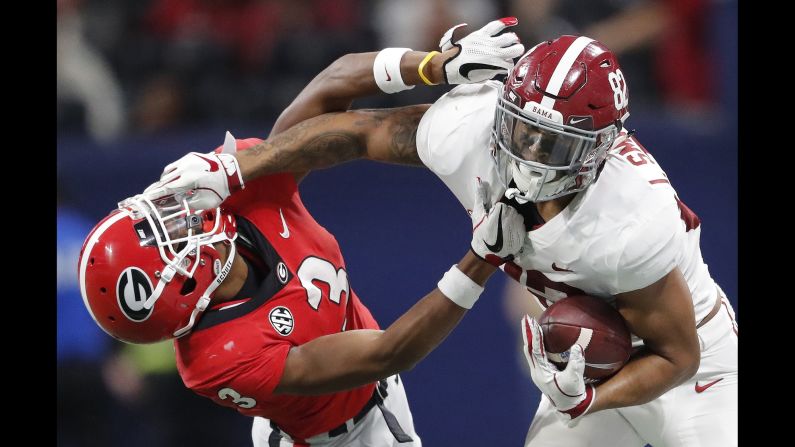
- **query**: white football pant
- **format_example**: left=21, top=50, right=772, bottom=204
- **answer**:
left=252, top=374, right=422, bottom=447
left=525, top=294, right=738, bottom=447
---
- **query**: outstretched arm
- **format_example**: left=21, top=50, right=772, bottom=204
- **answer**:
left=143, top=18, right=524, bottom=207
left=275, top=250, right=492, bottom=394
left=275, top=187, right=527, bottom=395
left=589, top=268, right=700, bottom=410
left=143, top=106, right=429, bottom=208
left=270, top=17, right=525, bottom=138
left=238, top=105, right=429, bottom=182
left=268, top=51, right=444, bottom=138
left=521, top=267, right=700, bottom=427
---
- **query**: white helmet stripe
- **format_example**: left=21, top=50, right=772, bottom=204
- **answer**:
left=78, top=212, right=128, bottom=330
left=540, top=36, right=595, bottom=110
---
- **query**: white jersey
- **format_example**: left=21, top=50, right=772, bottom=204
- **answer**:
left=416, top=81, right=718, bottom=342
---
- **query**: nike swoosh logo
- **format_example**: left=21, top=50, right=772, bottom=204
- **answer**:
left=695, top=378, right=723, bottom=393
left=484, top=209, right=503, bottom=252
left=570, top=117, right=588, bottom=124
left=458, top=63, right=504, bottom=80
left=278, top=208, right=290, bottom=238
left=385, top=67, right=392, bottom=82
left=552, top=263, right=574, bottom=273
left=194, top=154, right=219, bottom=172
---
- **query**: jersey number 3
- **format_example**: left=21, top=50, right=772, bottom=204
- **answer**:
left=218, top=387, right=256, bottom=409
left=297, top=256, right=350, bottom=311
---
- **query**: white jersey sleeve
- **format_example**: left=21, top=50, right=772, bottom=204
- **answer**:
left=416, top=81, right=505, bottom=212
left=581, top=143, right=688, bottom=295
left=609, top=197, right=684, bottom=293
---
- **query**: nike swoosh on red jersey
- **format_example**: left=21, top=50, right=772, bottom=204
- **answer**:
left=278, top=208, right=290, bottom=238
left=552, top=263, right=574, bottom=272
left=194, top=154, right=219, bottom=172
left=695, top=378, right=723, bottom=393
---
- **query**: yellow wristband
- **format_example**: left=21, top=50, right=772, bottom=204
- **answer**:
left=418, top=51, right=441, bottom=86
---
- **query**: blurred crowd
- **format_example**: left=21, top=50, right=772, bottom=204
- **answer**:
left=57, top=0, right=717, bottom=143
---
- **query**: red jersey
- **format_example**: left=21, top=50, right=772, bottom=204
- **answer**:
left=175, top=138, right=380, bottom=440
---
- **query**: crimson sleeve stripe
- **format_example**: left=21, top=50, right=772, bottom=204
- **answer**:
left=649, top=179, right=670, bottom=185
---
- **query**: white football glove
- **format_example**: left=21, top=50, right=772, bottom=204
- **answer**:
left=439, top=17, right=525, bottom=84
left=522, top=315, right=596, bottom=427
left=470, top=179, right=525, bottom=266
left=143, top=132, right=245, bottom=210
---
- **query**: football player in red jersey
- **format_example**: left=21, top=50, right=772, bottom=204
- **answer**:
left=79, top=20, right=526, bottom=447
left=147, top=30, right=737, bottom=447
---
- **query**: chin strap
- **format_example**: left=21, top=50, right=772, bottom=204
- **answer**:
left=173, top=241, right=237, bottom=338
left=504, top=187, right=531, bottom=204
left=143, top=265, right=177, bottom=310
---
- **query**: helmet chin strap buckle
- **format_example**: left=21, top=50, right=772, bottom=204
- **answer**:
left=143, top=265, right=177, bottom=310
left=160, top=265, right=176, bottom=282
left=196, top=295, right=211, bottom=312
left=172, top=294, right=212, bottom=338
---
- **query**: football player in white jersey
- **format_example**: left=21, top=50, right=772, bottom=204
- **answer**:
left=144, top=28, right=737, bottom=447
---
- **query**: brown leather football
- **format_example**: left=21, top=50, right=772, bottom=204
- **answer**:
left=539, top=295, right=632, bottom=382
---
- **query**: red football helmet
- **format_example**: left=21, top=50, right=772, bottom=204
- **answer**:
left=78, top=194, right=238, bottom=344
left=491, top=35, right=630, bottom=202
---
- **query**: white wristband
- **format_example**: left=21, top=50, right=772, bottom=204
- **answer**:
left=437, top=265, right=484, bottom=309
left=373, top=48, right=415, bottom=94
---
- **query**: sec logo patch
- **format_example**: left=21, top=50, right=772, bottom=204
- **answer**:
left=269, top=306, right=294, bottom=336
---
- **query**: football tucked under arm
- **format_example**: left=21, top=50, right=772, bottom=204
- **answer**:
left=537, top=295, right=632, bottom=383
left=586, top=268, right=701, bottom=414
left=522, top=315, right=595, bottom=427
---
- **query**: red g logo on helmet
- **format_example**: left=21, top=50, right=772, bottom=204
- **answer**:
left=78, top=196, right=237, bottom=344
left=116, top=267, right=154, bottom=322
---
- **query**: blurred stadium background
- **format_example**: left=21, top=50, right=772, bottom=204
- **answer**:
left=57, top=0, right=737, bottom=445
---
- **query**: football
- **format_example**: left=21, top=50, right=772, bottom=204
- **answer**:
left=539, top=295, right=632, bottom=382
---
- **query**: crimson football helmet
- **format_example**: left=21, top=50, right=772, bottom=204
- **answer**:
left=78, top=193, right=238, bottom=344
left=492, top=35, right=630, bottom=202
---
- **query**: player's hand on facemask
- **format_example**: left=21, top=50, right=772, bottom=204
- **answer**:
left=143, top=133, right=245, bottom=210
left=522, top=315, right=595, bottom=427
left=470, top=179, right=526, bottom=266
left=439, top=17, right=525, bottom=85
